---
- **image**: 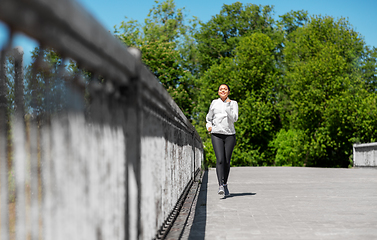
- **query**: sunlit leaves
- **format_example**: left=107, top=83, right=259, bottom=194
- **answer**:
left=115, top=1, right=377, bottom=168
left=115, top=0, right=196, bottom=119
left=280, top=16, right=375, bottom=167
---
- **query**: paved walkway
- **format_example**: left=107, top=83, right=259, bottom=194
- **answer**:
left=180, top=167, right=377, bottom=240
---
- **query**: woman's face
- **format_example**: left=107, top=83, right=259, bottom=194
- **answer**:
left=218, top=85, right=229, bottom=99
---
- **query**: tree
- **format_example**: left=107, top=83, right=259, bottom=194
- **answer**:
left=2, top=52, right=15, bottom=114
left=233, top=33, right=280, bottom=166
left=113, top=1, right=377, bottom=168
left=361, top=46, right=377, bottom=92
left=270, top=128, right=306, bottom=166
left=279, top=15, right=369, bottom=167
left=23, top=47, right=88, bottom=117
left=115, top=0, right=196, bottom=118
left=194, top=2, right=275, bottom=74
left=278, top=10, right=309, bottom=35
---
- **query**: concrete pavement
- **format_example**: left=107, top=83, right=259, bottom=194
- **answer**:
left=181, top=167, right=377, bottom=240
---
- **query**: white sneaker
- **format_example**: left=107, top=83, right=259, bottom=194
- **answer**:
left=218, top=185, right=224, bottom=195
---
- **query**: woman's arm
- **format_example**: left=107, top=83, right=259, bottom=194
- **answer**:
left=206, top=101, right=215, bottom=131
left=225, top=101, right=238, bottom=122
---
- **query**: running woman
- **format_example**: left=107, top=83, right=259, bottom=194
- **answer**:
left=206, top=84, right=238, bottom=197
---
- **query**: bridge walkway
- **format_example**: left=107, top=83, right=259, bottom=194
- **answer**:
left=170, top=167, right=377, bottom=240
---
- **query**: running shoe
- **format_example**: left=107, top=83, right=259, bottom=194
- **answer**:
left=224, top=185, right=230, bottom=196
left=218, top=185, right=224, bottom=195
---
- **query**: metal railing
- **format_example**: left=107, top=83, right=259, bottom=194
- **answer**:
left=0, top=0, right=203, bottom=239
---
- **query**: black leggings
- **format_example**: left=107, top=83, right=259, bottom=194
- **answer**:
left=211, top=133, right=236, bottom=186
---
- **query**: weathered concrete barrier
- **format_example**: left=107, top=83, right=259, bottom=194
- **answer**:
left=353, top=143, right=377, bottom=167
left=0, top=0, right=203, bottom=239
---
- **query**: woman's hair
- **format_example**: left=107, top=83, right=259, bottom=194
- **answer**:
left=218, top=84, right=230, bottom=91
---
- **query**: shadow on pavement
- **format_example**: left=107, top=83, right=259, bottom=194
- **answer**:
left=224, top=192, right=256, bottom=198
left=188, top=170, right=208, bottom=240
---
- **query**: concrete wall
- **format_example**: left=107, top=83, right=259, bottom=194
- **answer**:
left=41, top=114, right=126, bottom=239
left=353, top=142, right=377, bottom=167
left=0, top=0, right=203, bottom=238
left=137, top=66, right=203, bottom=239
left=0, top=52, right=203, bottom=240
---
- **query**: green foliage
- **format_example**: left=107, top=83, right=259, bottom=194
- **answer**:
left=24, top=47, right=70, bottom=115
left=234, top=94, right=278, bottom=166
left=361, top=46, right=377, bottom=92
left=351, top=91, right=377, bottom=144
left=115, top=0, right=196, bottom=119
left=113, top=1, right=377, bottom=168
left=270, top=129, right=306, bottom=166
left=3, top=53, right=16, bottom=114
left=278, top=10, right=309, bottom=35
left=233, top=33, right=280, bottom=166
left=279, top=16, right=371, bottom=167
left=235, top=33, right=278, bottom=95
left=139, top=40, right=183, bottom=88
left=195, top=2, right=275, bottom=74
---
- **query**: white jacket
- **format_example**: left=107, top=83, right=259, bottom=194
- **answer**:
left=206, top=98, right=238, bottom=135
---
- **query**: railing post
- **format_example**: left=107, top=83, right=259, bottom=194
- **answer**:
left=13, top=46, right=26, bottom=240
left=192, top=131, right=195, bottom=180
left=29, top=85, right=39, bottom=240
left=0, top=46, right=10, bottom=240
left=125, top=47, right=142, bottom=240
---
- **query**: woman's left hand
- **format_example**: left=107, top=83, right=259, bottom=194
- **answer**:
left=226, top=98, right=231, bottom=103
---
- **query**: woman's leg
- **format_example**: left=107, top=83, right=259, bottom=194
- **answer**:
left=211, top=134, right=226, bottom=186
left=223, top=134, right=236, bottom=185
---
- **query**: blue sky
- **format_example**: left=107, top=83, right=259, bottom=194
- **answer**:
left=1, top=0, right=376, bottom=65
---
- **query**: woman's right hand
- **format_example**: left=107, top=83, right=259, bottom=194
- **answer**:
left=208, top=127, right=212, bottom=132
